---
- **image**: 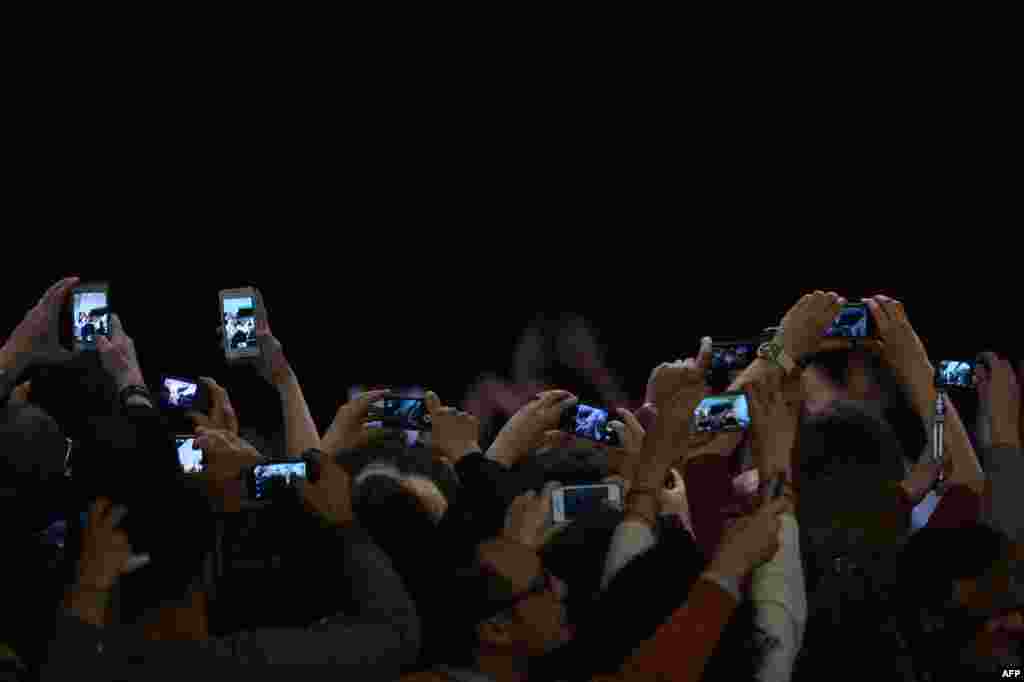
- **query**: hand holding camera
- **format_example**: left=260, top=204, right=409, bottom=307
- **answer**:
left=96, top=314, right=146, bottom=391
left=321, top=389, right=393, bottom=456
left=185, top=377, right=239, bottom=436
left=708, top=496, right=791, bottom=581
left=424, top=391, right=481, bottom=465
left=777, top=290, right=845, bottom=361
left=862, top=295, right=936, bottom=418
left=2, top=276, right=81, bottom=379
left=502, top=483, right=557, bottom=551
left=486, top=390, right=578, bottom=467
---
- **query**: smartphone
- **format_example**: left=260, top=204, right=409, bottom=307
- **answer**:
left=825, top=303, right=875, bottom=339
left=762, top=473, right=785, bottom=500
left=249, top=461, right=308, bottom=500
left=559, top=403, right=622, bottom=446
left=692, top=392, right=751, bottom=433
left=935, top=360, right=976, bottom=390
left=220, top=288, right=260, bottom=360
left=366, top=398, right=432, bottom=431
left=176, top=435, right=205, bottom=474
left=551, top=483, right=624, bottom=523
left=710, top=339, right=760, bottom=373
left=159, top=376, right=211, bottom=413
left=70, top=283, right=111, bottom=351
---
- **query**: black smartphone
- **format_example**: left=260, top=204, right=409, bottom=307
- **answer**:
left=70, top=283, right=111, bottom=351
left=175, top=435, right=205, bottom=474
left=159, top=376, right=211, bottom=413
left=365, top=398, right=432, bottom=431
left=762, top=473, right=785, bottom=500
left=825, top=303, right=875, bottom=339
left=710, top=339, right=760, bottom=373
left=559, top=403, right=622, bottom=446
left=935, top=360, right=976, bottom=390
left=692, top=392, right=751, bottom=433
left=249, top=461, right=308, bottom=500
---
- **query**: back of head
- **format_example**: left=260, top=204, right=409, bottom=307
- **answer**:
left=793, top=400, right=917, bottom=679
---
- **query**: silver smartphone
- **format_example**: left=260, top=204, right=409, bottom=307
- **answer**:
left=219, top=287, right=260, bottom=361
left=551, top=483, right=624, bottom=524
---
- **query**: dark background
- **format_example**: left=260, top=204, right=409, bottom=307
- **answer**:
left=6, top=44, right=1018, bottom=438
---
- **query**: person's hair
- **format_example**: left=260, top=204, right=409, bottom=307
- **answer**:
left=0, top=402, right=67, bottom=491
left=791, top=401, right=921, bottom=679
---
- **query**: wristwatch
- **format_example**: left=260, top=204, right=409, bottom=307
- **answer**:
left=757, top=338, right=798, bottom=374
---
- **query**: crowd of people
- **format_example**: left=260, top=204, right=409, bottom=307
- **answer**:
left=0, top=277, right=1021, bottom=681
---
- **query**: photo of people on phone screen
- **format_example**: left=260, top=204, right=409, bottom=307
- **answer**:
left=711, top=344, right=755, bottom=371
left=253, top=463, right=306, bottom=499
left=825, top=305, right=870, bottom=338
left=693, top=394, right=751, bottom=432
left=350, top=386, right=424, bottom=445
left=573, top=404, right=614, bottom=443
left=938, top=361, right=975, bottom=388
left=368, top=398, right=431, bottom=430
left=176, top=437, right=204, bottom=474
left=72, top=293, right=109, bottom=344
left=224, top=297, right=256, bottom=351
left=163, top=378, right=198, bottom=408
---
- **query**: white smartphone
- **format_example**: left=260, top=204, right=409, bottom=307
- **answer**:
left=176, top=435, right=205, bottom=474
left=219, top=287, right=260, bottom=360
left=70, top=282, right=111, bottom=351
left=551, top=483, right=623, bottom=524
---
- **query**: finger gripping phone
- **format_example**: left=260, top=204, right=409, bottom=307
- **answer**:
left=219, top=288, right=260, bottom=360
left=365, top=398, right=432, bottom=431
left=69, top=282, right=111, bottom=351
left=249, top=461, right=308, bottom=500
left=176, top=435, right=205, bottom=474
left=692, top=392, right=751, bottom=433
left=558, top=403, right=622, bottom=446
left=935, top=360, right=976, bottom=390
left=551, top=484, right=624, bottom=523
left=159, top=376, right=211, bottom=413
left=825, top=303, right=875, bottom=339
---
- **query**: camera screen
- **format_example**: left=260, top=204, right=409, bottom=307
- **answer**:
left=561, top=403, right=621, bottom=446
left=936, top=360, right=976, bottom=389
left=711, top=343, right=757, bottom=371
left=253, top=462, right=307, bottom=499
left=72, top=291, right=109, bottom=346
left=223, top=296, right=256, bottom=352
left=825, top=303, right=872, bottom=338
left=367, top=399, right=432, bottom=431
left=176, top=437, right=204, bottom=474
left=563, top=486, right=613, bottom=519
left=693, top=393, right=751, bottom=433
left=162, top=377, right=199, bottom=410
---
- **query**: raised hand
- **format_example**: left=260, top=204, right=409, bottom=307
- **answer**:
left=320, top=389, right=393, bottom=456
left=976, top=352, right=1022, bottom=448
left=747, top=371, right=800, bottom=486
left=645, top=337, right=713, bottom=409
left=76, top=498, right=150, bottom=592
left=296, top=449, right=355, bottom=526
left=863, top=295, right=935, bottom=417
left=424, top=391, right=481, bottom=465
left=487, top=390, right=578, bottom=467
left=777, top=291, right=845, bottom=361
left=502, top=483, right=557, bottom=551
left=186, top=377, right=239, bottom=436
left=194, top=427, right=266, bottom=485
left=708, top=496, right=791, bottom=580
left=1, top=276, right=79, bottom=371
left=96, top=314, right=145, bottom=390
left=250, top=290, right=293, bottom=387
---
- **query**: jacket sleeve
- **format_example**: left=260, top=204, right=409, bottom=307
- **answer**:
left=42, top=524, right=419, bottom=680
left=979, top=445, right=1024, bottom=543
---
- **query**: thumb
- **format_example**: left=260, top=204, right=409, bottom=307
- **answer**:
left=424, top=391, right=442, bottom=414
left=696, top=337, right=714, bottom=371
